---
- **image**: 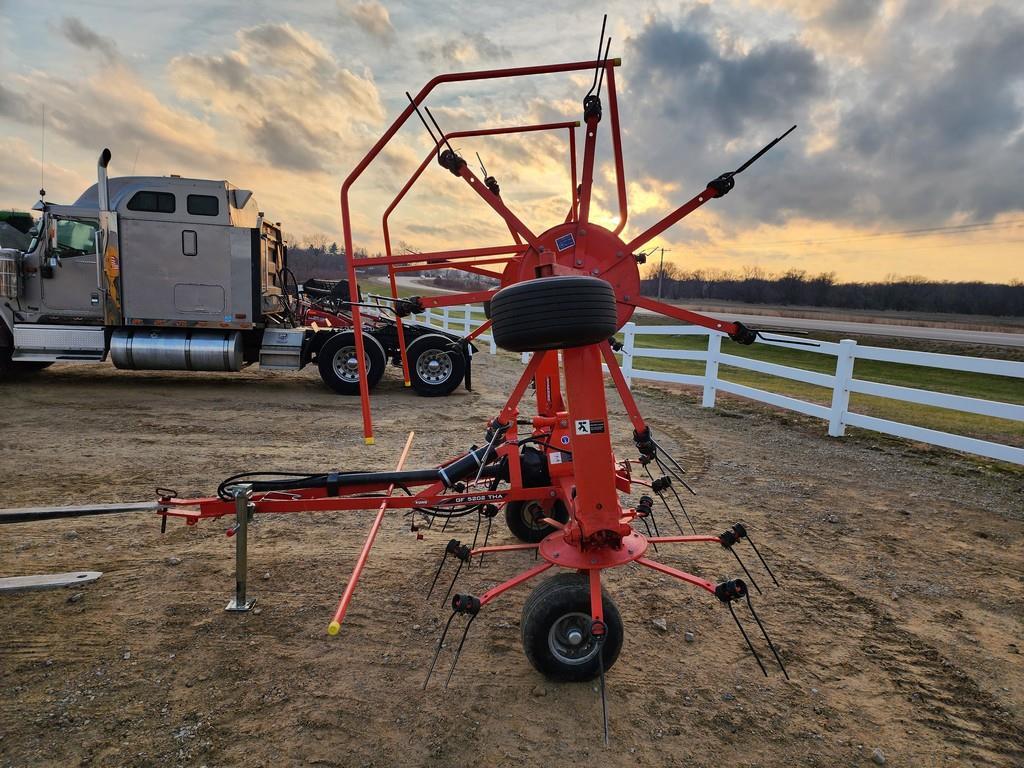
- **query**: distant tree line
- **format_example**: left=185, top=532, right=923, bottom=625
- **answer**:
left=641, top=264, right=1024, bottom=317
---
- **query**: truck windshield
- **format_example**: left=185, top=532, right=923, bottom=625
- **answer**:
left=54, top=217, right=99, bottom=257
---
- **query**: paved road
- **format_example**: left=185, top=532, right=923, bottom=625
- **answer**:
left=389, top=275, right=1024, bottom=348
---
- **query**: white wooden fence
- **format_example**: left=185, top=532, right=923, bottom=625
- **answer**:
left=409, top=308, right=1024, bottom=465
left=613, top=322, right=1024, bottom=465
left=410, top=306, right=496, bottom=354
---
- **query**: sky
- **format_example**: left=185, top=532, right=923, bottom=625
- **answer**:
left=0, top=0, right=1021, bottom=284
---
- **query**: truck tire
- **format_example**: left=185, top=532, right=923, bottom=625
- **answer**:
left=406, top=333, right=465, bottom=397
left=505, top=499, right=569, bottom=543
left=0, top=344, right=11, bottom=380
left=317, top=331, right=386, bottom=395
left=489, top=276, right=618, bottom=352
left=521, top=573, right=623, bottom=682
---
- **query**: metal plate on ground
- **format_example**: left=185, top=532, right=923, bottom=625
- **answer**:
left=0, top=571, right=102, bottom=593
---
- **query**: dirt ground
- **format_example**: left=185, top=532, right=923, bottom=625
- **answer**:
left=1, top=352, right=1022, bottom=768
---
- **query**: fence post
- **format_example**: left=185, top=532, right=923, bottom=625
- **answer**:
left=702, top=333, right=721, bottom=408
left=441, top=307, right=450, bottom=332
left=620, top=322, right=636, bottom=388
left=829, top=338, right=857, bottom=437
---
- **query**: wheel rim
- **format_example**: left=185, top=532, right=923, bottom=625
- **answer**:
left=415, top=348, right=453, bottom=385
left=332, top=345, right=369, bottom=383
left=547, top=612, right=600, bottom=666
left=520, top=502, right=549, bottom=531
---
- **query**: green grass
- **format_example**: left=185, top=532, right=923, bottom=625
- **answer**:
left=619, top=325, right=1024, bottom=446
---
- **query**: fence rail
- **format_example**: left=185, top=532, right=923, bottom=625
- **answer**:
left=614, top=322, right=1024, bottom=465
left=408, top=307, right=1024, bottom=465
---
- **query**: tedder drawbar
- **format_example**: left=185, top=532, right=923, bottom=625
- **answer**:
left=3, top=18, right=806, bottom=743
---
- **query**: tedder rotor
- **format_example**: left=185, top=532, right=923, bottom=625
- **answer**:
left=2, top=17, right=802, bottom=744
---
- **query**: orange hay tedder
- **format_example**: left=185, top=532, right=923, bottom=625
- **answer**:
left=7, top=17, right=802, bottom=743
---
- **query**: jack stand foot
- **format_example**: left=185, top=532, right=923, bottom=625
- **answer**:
left=225, top=597, right=257, bottom=612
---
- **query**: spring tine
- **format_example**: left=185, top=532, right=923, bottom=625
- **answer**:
left=423, top=610, right=458, bottom=689
left=656, top=491, right=687, bottom=536
left=655, top=454, right=696, bottom=496
left=746, top=534, right=780, bottom=586
left=598, top=639, right=610, bottom=747
left=440, top=513, right=450, bottom=533
left=443, top=613, right=477, bottom=689
left=727, top=601, right=767, bottom=677
left=426, top=551, right=449, bottom=600
left=745, top=593, right=789, bottom=679
left=651, top=438, right=686, bottom=475
left=470, top=512, right=482, bottom=550
left=667, top=483, right=697, bottom=534
left=729, top=547, right=762, bottom=595
left=478, top=513, right=493, bottom=567
left=639, top=516, right=658, bottom=552
left=441, top=559, right=464, bottom=607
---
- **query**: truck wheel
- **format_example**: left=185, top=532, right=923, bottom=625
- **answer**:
left=317, top=331, right=386, bottom=395
left=489, top=276, right=618, bottom=352
left=521, top=573, right=623, bottom=682
left=505, top=499, right=569, bottom=543
left=0, top=345, right=11, bottom=380
left=407, top=334, right=465, bottom=397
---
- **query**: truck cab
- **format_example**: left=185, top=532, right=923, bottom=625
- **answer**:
left=0, top=149, right=472, bottom=396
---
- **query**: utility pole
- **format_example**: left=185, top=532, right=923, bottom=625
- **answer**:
left=656, top=247, right=672, bottom=299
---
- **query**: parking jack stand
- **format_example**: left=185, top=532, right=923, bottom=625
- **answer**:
left=225, top=484, right=256, bottom=612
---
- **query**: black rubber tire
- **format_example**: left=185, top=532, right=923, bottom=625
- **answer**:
left=521, top=572, right=624, bottom=682
left=489, top=276, right=618, bottom=352
left=317, top=331, right=386, bottom=395
left=0, top=345, right=11, bottom=380
left=406, top=333, right=465, bottom=397
left=505, top=499, right=569, bottom=543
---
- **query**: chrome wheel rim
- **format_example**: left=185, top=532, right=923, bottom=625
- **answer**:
left=332, top=345, right=367, bottom=383
left=415, top=348, right=453, bottom=385
left=548, top=612, right=599, bottom=665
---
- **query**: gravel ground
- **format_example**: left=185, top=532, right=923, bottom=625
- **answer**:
left=1, top=353, right=1021, bottom=767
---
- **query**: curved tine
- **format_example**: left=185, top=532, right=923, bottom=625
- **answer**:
left=729, top=547, right=762, bottom=595
left=745, top=593, right=789, bottom=679
left=424, top=610, right=459, bottom=689
left=595, top=37, right=611, bottom=94
left=444, top=613, right=478, bottom=689
left=585, top=14, right=608, bottom=98
left=728, top=601, right=767, bottom=677
left=666, top=482, right=697, bottom=533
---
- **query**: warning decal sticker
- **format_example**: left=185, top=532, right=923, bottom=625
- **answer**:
left=574, top=419, right=606, bottom=435
left=555, top=233, right=576, bottom=251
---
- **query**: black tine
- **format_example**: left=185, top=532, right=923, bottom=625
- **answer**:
left=478, top=514, right=493, bottom=567
left=426, top=551, right=449, bottom=600
left=598, top=638, right=610, bottom=747
left=425, top=511, right=434, bottom=529
left=440, top=512, right=450, bottom=533
left=745, top=593, right=789, bottom=680
left=667, top=483, right=698, bottom=534
left=423, top=106, right=456, bottom=155
left=727, top=601, right=767, bottom=677
left=729, top=547, right=762, bottom=595
left=651, top=438, right=686, bottom=475
left=470, top=512, right=482, bottom=551
left=443, top=613, right=477, bottom=689
left=746, top=534, right=780, bottom=587
left=585, top=14, right=608, bottom=98
left=595, top=36, right=611, bottom=95
left=424, top=610, right=458, bottom=689
left=406, top=91, right=439, bottom=145
left=441, top=560, right=464, bottom=608
left=657, top=490, right=687, bottom=536
left=639, top=515, right=658, bottom=553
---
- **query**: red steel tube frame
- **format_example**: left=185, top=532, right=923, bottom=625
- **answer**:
left=327, top=431, right=415, bottom=634
left=340, top=58, right=625, bottom=443
left=381, top=121, right=578, bottom=384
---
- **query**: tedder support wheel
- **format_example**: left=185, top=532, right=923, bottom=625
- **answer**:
left=521, top=572, right=623, bottom=682
left=317, top=330, right=386, bottom=395
left=489, top=275, right=618, bottom=353
left=407, top=333, right=465, bottom=397
left=505, top=499, right=569, bottom=543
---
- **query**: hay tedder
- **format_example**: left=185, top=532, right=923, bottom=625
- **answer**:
left=3, top=19, right=799, bottom=742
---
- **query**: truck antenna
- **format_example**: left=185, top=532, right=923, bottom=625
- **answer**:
left=39, top=104, right=46, bottom=200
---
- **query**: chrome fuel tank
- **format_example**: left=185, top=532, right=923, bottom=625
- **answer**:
left=110, top=328, right=243, bottom=371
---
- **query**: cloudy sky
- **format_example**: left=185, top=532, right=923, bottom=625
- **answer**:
left=1, top=0, right=1021, bottom=283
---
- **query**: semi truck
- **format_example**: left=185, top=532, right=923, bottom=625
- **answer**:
left=0, top=150, right=472, bottom=396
